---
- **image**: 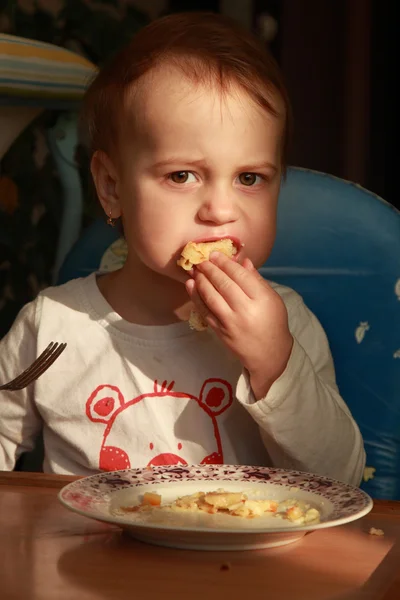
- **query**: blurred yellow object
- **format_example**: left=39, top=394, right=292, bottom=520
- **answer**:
left=363, top=466, right=376, bottom=482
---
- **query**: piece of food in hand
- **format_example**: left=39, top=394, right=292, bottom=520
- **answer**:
left=177, top=239, right=237, bottom=270
left=188, top=310, right=208, bottom=332
left=178, top=239, right=237, bottom=331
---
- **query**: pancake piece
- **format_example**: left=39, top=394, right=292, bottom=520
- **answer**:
left=177, top=239, right=237, bottom=331
left=177, top=239, right=237, bottom=270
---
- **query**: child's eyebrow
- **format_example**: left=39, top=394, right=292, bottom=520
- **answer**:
left=237, top=161, right=278, bottom=173
left=152, top=158, right=207, bottom=169
left=152, top=158, right=278, bottom=172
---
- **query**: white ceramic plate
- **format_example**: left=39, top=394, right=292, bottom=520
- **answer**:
left=59, top=465, right=373, bottom=551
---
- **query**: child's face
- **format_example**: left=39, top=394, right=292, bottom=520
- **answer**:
left=109, top=67, right=284, bottom=281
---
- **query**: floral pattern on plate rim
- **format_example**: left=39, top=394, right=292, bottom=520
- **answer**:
left=60, top=465, right=371, bottom=520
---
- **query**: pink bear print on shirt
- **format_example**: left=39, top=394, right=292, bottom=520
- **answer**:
left=86, top=379, right=233, bottom=471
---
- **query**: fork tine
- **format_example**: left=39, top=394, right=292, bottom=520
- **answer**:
left=1, top=342, right=67, bottom=391
left=18, top=344, right=67, bottom=386
left=10, top=343, right=67, bottom=390
left=4, top=342, right=59, bottom=389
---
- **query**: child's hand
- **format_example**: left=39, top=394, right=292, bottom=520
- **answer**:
left=186, top=252, right=293, bottom=399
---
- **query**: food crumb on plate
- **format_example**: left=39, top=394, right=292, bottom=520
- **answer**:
left=369, top=527, right=384, bottom=536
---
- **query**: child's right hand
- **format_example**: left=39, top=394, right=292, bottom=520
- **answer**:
left=186, top=252, right=293, bottom=399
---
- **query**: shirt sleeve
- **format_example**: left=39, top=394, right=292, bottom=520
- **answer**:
left=0, top=298, right=43, bottom=470
left=236, top=293, right=366, bottom=486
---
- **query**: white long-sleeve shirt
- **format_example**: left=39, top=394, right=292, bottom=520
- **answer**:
left=0, top=273, right=365, bottom=484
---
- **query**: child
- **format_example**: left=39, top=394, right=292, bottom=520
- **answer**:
left=0, top=12, right=365, bottom=484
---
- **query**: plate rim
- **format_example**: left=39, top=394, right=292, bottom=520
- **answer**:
left=58, top=465, right=374, bottom=535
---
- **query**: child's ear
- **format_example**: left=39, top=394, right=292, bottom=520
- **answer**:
left=91, top=150, right=122, bottom=218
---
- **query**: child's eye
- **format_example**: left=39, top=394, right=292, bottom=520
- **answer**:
left=168, top=171, right=197, bottom=184
left=237, top=172, right=264, bottom=186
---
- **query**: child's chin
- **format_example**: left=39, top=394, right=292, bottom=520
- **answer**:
left=152, top=264, right=190, bottom=285
left=174, top=269, right=192, bottom=285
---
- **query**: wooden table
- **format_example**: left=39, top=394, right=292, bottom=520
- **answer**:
left=1, top=472, right=400, bottom=600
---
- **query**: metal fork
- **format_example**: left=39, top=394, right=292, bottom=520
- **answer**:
left=0, top=342, right=67, bottom=391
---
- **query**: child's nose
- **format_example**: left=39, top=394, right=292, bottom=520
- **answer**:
left=197, top=189, right=238, bottom=225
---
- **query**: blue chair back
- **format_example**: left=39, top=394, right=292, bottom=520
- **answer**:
left=58, top=167, right=400, bottom=500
